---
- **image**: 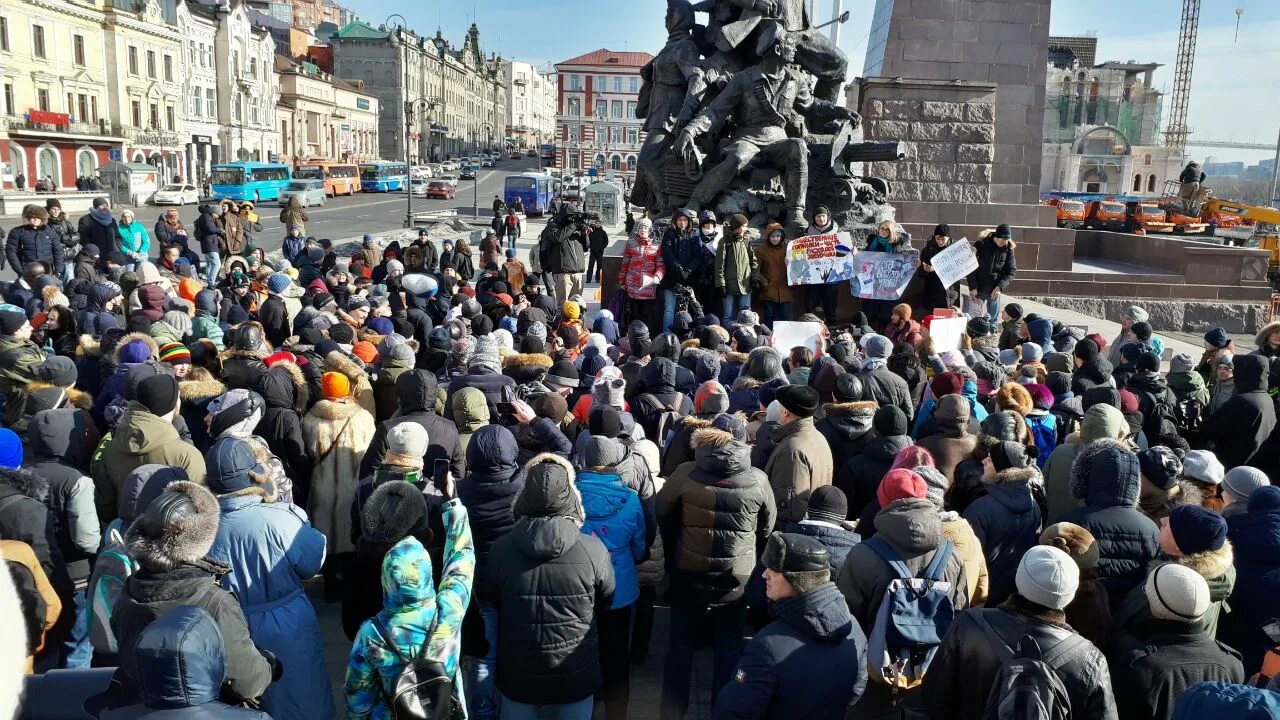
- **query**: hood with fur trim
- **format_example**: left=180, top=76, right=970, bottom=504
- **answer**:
left=124, top=481, right=220, bottom=573
left=1160, top=540, right=1234, bottom=581
left=113, top=332, right=160, bottom=363
left=24, top=381, right=91, bottom=410
left=503, top=352, right=553, bottom=383
left=325, top=349, right=367, bottom=384
left=985, top=465, right=1041, bottom=486
left=0, top=466, right=49, bottom=502
left=691, top=426, right=738, bottom=448
left=178, top=378, right=227, bottom=403
left=1070, top=438, right=1140, bottom=508
left=995, top=382, right=1033, bottom=416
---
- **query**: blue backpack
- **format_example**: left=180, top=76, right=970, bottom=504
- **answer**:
left=864, top=536, right=956, bottom=690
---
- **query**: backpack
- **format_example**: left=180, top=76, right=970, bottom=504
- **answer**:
left=1177, top=397, right=1204, bottom=433
left=372, top=616, right=458, bottom=720
left=637, top=394, right=681, bottom=449
left=1138, top=389, right=1179, bottom=440
left=972, top=611, right=1087, bottom=720
left=864, top=536, right=956, bottom=690
left=506, top=214, right=519, bottom=227
left=87, top=524, right=139, bottom=654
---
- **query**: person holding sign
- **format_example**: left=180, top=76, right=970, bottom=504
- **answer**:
left=967, top=224, right=1018, bottom=320
left=863, top=219, right=910, bottom=330
left=918, top=224, right=961, bottom=314
left=803, top=206, right=841, bottom=322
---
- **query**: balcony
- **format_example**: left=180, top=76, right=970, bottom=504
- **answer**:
left=2, top=115, right=125, bottom=142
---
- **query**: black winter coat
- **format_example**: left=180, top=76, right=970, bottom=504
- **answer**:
left=922, top=600, right=1118, bottom=720
left=966, top=235, right=1017, bottom=297
left=443, top=366, right=516, bottom=423
left=857, top=364, right=915, bottom=421
left=1219, top=486, right=1280, bottom=673
left=841, top=433, right=912, bottom=522
left=539, top=221, right=588, bottom=274
left=962, top=468, right=1043, bottom=606
left=6, top=224, right=64, bottom=275
left=78, top=212, right=121, bottom=257
left=359, top=370, right=464, bottom=480
left=659, top=228, right=708, bottom=289
left=253, top=366, right=311, bottom=504
left=1201, top=354, right=1276, bottom=469
left=815, top=401, right=877, bottom=476
left=219, top=351, right=267, bottom=392
left=0, top=467, right=71, bottom=595
left=257, top=296, right=290, bottom=349
left=1110, top=619, right=1244, bottom=720
left=458, top=425, right=525, bottom=575
left=481, top=515, right=614, bottom=704
left=194, top=205, right=224, bottom=255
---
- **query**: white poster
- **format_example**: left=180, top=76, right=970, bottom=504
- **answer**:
left=772, top=321, right=825, bottom=356
left=930, top=237, right=979, bottom=289
left=929, top=316, right=968, bottom=351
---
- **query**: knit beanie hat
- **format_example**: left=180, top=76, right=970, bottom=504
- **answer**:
left=361, top=482, right=430, bottom=544
left=1222, top=466, right=1269, bottom=503
left=1145, top=563, right=1210, bottom=622
left=930, top=372, right=964, bottom=399
left=762, top=531, right=831, bottom=594
left=1166, top=504, right=1227, bottom=556
left=1181, top=450, right=1225, bottom=485
left=1139, top=446, right=1183, bottom=490
left=582, top=435, right=626, bottom=468
left=1170, top=353, right=1195, bottom=374
left=1125, top=305, right=1150, bottom=324
left=385, top=423, right=428, bottom=470
left=711, top=412, right=747, bottom=442
left=873, top=405, right=909, bottom=437
left=1015, top=545, right=1079, bottom=610
left=1026, top=383, right=1055, bottom=411
left=0, top=429, right=21, bottom=470
left=351, top=341, right=379, bottom=365
left=136, top=373, right=180, bottom=416
left=592, top=373, right=627, bottom=410
left=1203, top=327, right=1230, bottom=350
left=878, top=468, right=927, bottom=507
left=864, top=334, right=892, bottom=360
left=588, top=405, right=624, bottom=439
left=1020, top=342, right=1043, bottom=363
left=469, top=335, right=502, bottom=373
left=776, top=385, right=820, bottom=418
left=1040, top=522, right=1100, bottom=570
left=367, top=317, right=395, bottom=336
left=267, top=273, right=291, bottom=295
left=119, top=338, right=157, bottom=364
left=321, top=371, right=351, bottom=400
left=990, top=440, right=1036, bottom=472
left=914, top=466, right=950, bottom=512
left=694, top=380, right=730, bottom=415
left=33, top=356, right=78, bottom=387
left=1073, top=338, right=1100, bottom=363
left=162, top=311, right=192, bottom=338
left=546, top=359, right=579, bottom=390
left=158, top=342, right=191, bottom=365
left=805, top=485, right=848, bottom=523
left=1136, top=352, right=1161, bottom=373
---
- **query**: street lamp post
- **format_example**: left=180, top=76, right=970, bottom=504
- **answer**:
left=474, top=121, right=493, bottom=217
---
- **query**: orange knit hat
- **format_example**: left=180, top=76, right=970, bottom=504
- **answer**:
left=321, top=371, right=351, bottom=400
left=178, top=278, right=203, bottom=303
left=352, top=341, right=379, bottom=365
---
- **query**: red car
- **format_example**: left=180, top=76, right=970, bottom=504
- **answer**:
left=426, top=181, right=455, bottom=199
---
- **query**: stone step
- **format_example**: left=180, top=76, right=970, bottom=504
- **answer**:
left=1017, top=269, right=1186, bottom=285
left=896, top=223, right=1075, bottom=272
left=892, top=200, right=1058, bottom=228
left=1007, top=275, right=1270, bottom=303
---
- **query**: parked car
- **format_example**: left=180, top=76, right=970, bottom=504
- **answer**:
left=426, top=181, right=456, bottom=199
left=152, top=184, right=200, bottom=205
left=277, top=179, right=327, bottom=208
left=526, top=149, right=539, bottom=158
left=510, top=151, right=524, bottom=160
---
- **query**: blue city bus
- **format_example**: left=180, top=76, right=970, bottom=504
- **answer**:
left=360, top=161, right=409, bottom=192
left=504, top=173, right=555, bottom=216
left=209, top=162, right=292, bottom=202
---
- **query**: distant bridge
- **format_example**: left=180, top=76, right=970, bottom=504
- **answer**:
left=1186, top=139, right=1277, bottom=151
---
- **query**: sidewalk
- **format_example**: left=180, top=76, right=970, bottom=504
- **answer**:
left=1004, top=295, right=1201, bottom=367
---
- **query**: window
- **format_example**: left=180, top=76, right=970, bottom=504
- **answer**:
left=146, top=50, right=156, bottom=79
left=2, top=83, right=11, bottom=115
left=127, top=46, right=139, bottom=75
left=130, top=100, right=142, bottom=127
left=90, top=96, right=97, bottom=122
left=610, top=155, right=621, bottom=170
left=166, top=105, right=175, bottom=131
left=629, top=77, right=638, bottom=93
left=1148, top=174, right=1157, bottom=193
left=77, top=94, right=89, bottom=123
left=36, top=88, right=49, bottom=111
left=149, top=103, right=159, bottom=129
left=627, top=155, right=637, bottom=171
left=613, top=77, right=621, bottom=93
left=32, top=24, right=45, bottom=59
left=205, top=88, right=215, bottom=118
left=66, top=92, right=74, bottom=115
left=188, top=43, right=195, bottom=65
left=0, top=17, right=8, bottom=52
left=627, top=127, right=638, bottom=145
left=567, top=97, right=580, bottom=117
left=612, top=100, right=623, bottom=118
left=568, top=74, right=580, bottom=91
left=164, top=55, right=173, bottom=82
left=1144, top=153, right=1152, bottom=166
left=73, top=34, right=85, bottom=65
left=191, top=88, right=201, bottom=117
left=249, top=57, right=257, bottom=78
left=626, top=101, right=636, bottom=118
left=1132, top=174, right=1143, bottom=192
left=595, top=99, right=606, bottom=117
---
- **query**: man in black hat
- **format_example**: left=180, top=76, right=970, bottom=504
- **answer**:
left=919, top=223, right=959, bottom=314
left=967, top=224, right=1017, bottom=321
left=765, top=385, right=834, bottom=529
left=715, top=532, right=867, bottom=720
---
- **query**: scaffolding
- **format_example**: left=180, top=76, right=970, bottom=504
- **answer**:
left=1044, top=70, right=1164, bottom=148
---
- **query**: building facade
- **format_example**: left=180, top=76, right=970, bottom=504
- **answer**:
left=331, top=20, right=505, bottom=164
left=0, top=0, right=124, bottom=190
left=276, top=56, right=378, bottom=165
left=1040, top=47, right=1183, bottom=196
left=214, top=2, right=280, bottom=164
left=504, top=60, right=556, bottom=150
left=176, top=0, right=219, bottom=184
left=554, top=49, right=652, bottom=180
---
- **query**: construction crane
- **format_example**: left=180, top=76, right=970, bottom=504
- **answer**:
left=1165, top=0, right=1201, bottom=150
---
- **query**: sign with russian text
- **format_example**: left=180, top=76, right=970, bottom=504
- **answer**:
left=28, top=110, right=70, bottom=127
left=786, top=232, right=854, bottom=285
left=848, top=250, right=918, bottom=301
left=930, top=237, right=979, bottom=289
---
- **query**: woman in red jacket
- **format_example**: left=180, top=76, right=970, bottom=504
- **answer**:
left=619, top=217, right=666, bottom=334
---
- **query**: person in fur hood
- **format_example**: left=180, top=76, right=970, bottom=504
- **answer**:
left=1110, top=504, right=1235, bottom=640
left=110, top=481, right=275, bottom=706
left=964, top=441, right=1044, bottom=606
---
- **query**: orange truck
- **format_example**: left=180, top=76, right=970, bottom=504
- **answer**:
left=1047, top=198, right=1086, bottom=228
left=1125, top=201, right=1174, bottom=233
left=1084, top=198, right=1128, bottom=231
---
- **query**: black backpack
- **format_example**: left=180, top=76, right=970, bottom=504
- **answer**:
left=372, top=617, right=457, bottom=720
left=974, top=612, right=1087, bottom=720
left=637, top=393, right=682, bottom=449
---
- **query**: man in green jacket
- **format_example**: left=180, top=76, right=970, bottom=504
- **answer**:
left=0, top=307, right=45, bottom=425
left=715, top=214, right=758, bottom=323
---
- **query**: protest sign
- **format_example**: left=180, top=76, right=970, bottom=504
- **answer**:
left=786, top=232, right=854, bottom=285
left=929, top=316, right=967, bottom=351
left=772, top=321, right=825, bottom=356
left=848, top=250, right=919, bottom=301
left=930, top=237, right=979, bottom=289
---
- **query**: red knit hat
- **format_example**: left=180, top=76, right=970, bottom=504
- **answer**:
left=264, top=350, right=297, bottom=367
left=878, top=469, right=927, bottom=508
left=1119, top=388, right=1140, bottom=413
left=929, top=372, right=963, bottom=399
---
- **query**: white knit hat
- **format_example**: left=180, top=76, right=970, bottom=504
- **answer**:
left=1144, top=563, right=1210, bottom=622
left=387, top=423, right=428, bottom=460
left=1014, top=545, right=1079, bottom=610
left=1181, top=450, right=1225, bottom=485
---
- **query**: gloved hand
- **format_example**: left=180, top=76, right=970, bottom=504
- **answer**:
left=260, top=649, right=284, bottom=682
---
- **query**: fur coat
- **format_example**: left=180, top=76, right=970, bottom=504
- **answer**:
left=326, top=350, right=375, bottom=416
left=302, top=398, right=376, bottom=555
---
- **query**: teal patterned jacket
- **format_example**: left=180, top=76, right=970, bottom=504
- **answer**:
left=344, top=499, right=475, bottom=720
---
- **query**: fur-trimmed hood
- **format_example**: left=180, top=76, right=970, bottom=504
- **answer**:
left=124, top=481, right=221, bottom=573
left=114, top=332, right=160, bottom=363
left=995, top=382, right=1033, bottom=416
left=731, top=375, right=763, bottom=392
left=1161, top=541, right=1235, bottom=581
left=0, top=466, right=49, bottom=502
left=179, top=378, right=227, bottom=403
left=680, top=416, right=715, bottom=430
left=503, top=352, right=553, bottom=383
left=1070, top=438, right=1140, bottom=507
left=723, top=351, right=749, bottom=364
left=78, top=333, right=104, bottom=358
left=325, top=349, right=366, bottom=384
left=692, top=427, right=737, bottom=448
left=1255, top=321, right=1280, bottom=350
left=24, top=380, right=91, bottom=410
left=985, top=466, right=1040, bottom=486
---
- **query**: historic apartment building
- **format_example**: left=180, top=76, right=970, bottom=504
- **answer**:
left=554, top=48, right=653, bottom=180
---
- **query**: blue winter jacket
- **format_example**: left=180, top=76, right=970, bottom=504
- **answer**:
left=101, top=605, right=273, bottom=720
left=1172, top=682, right=1280, bottom=720
left=282, top=235, right=306, bottom=267
left=713, top=583, right=868, bottom=720
left=208, top=493, right=331, bottom=720
left=1220, top=486, right=1280, bottom=673
left=964, top=468, right=1043, bottom=606
left=577, top=468, right=646, bottom=609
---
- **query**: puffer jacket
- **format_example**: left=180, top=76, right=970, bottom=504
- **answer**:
left=345, top=504, right=474, bottom=720
left=857, top=364, right=915, bottom=421
left=922, top=598, right=1118, bottom=720
left=1201, top=354, right=1276, bottom=469
left=963, top=466, right=1043, bottom=605
left=619, top=232, right=665, bottom=300
left=764, top=417, right=835, bottom=528
left=6, top=223, right=64, bottom=276
left=457, top=425, right=525, bottom=576
left=659, top=224, right=706, bottom=289
left=444, top=364, right=516, bottom=423
left=966, top=233, right=1017, bottom=298
left=840, top=431, right=913, bottom=522
left=92, top=403, right=208, bottom=522
left=252, top=365, right=310, bottom=501
left=578, top=467, right=646, bottom=609
left=480, top=454, right=614, bottom=705
left=1061, top=439, right=1160, bottom=604
left=754, top=237, right=792, bottom=303
left=657, top=426, right=777, bottom=605
left=359, top=370, right=464, bottom=481
left=101, top=605, right=273, bottom=720
left=715, top=231, right=756, bottom=296
left=815, top=401, right=877, bottom=477
left=1220, top=486, right=1280, bottom=673
left=116, top=220, right=151, bottom=259
left=1110, top=618, right=1245, bottom=720
left=194, top=204, right=224, bottom=254
left=24, top=409, right=100, bottom=584
left=1112, top=546, right=1236, bottom=642
left=0, top=467, right=70, bottom=600
left=1044, top=404, right=1128, bottom=524
left=918, top=394, right=978, bottom=482
left=835, top=498, right=970, bottom=631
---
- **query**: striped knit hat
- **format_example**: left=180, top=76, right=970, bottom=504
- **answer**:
left=158, top=342, right=192, bottom=365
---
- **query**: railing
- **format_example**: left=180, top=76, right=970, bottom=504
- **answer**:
left=2, top=117, right=125, bottom=138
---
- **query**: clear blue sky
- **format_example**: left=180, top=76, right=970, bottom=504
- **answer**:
left=350, top=0, right=1279, bottom=163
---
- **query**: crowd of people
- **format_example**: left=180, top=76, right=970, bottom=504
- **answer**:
left=0, top=194, right=1277, bottom=720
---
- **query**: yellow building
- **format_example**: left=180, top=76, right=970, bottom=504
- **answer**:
left=0, top=0, right=122, bottom=189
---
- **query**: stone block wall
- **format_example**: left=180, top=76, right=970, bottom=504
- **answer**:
left=858, top=78, right=996, bottom=204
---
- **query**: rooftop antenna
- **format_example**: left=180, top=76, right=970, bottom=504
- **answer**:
left=1235, top=5, right=1245, bottom=42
